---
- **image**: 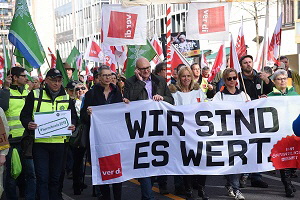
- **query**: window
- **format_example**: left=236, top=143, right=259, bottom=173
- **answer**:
left=282, top=0, right=294, bottom=27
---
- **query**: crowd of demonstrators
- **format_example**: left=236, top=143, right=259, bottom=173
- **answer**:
left=0, top=53, right=299, bottom=200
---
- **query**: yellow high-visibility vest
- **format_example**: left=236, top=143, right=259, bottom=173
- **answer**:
left=33, top=89, right=70, bottom=143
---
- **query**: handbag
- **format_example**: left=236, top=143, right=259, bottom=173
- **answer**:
left=21, top=88, right=43, bottom=158
left=69, top=122, right=88, bottom=148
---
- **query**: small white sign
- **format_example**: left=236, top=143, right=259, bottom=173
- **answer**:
left=34, top=110, right=72, bottom=139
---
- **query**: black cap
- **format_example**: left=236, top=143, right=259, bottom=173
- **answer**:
left=65, top=80, right=80, bottom=90
left=46, top=69, right=63, bottom=78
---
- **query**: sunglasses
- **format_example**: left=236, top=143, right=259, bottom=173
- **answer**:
left=226, top=76, right=237, bottom=81
left=75, top=87, right=86, bottom=91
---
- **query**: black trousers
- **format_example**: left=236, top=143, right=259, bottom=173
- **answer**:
left=99, top=183, right=122, bottom=200
left=72, top=146, right=86, bottom=189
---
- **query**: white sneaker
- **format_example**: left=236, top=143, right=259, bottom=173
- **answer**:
left=226, top=186, right=235, bottom=197
left=235, top=190, right=245, bottom=200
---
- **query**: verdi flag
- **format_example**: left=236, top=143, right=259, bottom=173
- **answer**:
left=66, top=46, right=80, bottom=80
left=2, top=37, right=11, bottom=79
left=125, top=40, right=156, bottom=78
left=56, top=50, right=69, bottom=87
left=8, top=0, right=46, bottom=68
left=14, top=48, right=33, bottom=73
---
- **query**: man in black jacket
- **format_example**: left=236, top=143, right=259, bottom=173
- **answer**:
left=238, top=55, right=273, bottom=189
left=123, top=57, right=174, bottom=200
left=238, top=55, right=274, bottom=100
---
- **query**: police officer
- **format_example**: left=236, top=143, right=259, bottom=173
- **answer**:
left=20, top=69, right=78, bottom=200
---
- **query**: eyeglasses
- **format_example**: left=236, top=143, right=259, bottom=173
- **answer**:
left=226, top=76, right=237, bottom=81
left=19, top=75, right=27, bottom=78
left=275, top=77, right=287, bottom=81
left=101, top=74, right=112, bottom=78
left=75, top=87, right=86, bottom=91
left=137, top=66, right=151, bottom=71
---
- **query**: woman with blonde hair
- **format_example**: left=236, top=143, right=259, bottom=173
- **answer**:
left=169, top=66, right=208, bottom=200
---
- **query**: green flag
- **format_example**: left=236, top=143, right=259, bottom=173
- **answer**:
left=56, top=50, right=69, bottom=87
left=14, top=48, right=33, bottom=73
left=8, top=0, right=45, bottom=68
left=66, top=46, right=80, bottom=81
left=2, top=38, right=11, bottom=79
left=125, top=40, right=156, bottom=78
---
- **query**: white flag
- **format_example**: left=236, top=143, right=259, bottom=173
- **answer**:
left=102, top=4, right=147, bottom=46
left=186, top=3, right=231, bottom=41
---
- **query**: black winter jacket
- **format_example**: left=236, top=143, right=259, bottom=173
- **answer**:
left=81, top=83, right=123, bottom=125
left=238, top=70, right=274, bottom=100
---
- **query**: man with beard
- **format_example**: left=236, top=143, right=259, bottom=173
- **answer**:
left=238, top=55, right=273, bottom=100
left=238, top=55, right=273, bottom=189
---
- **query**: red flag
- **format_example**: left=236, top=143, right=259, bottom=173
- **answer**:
left=151, top=34, right=164, bottom=61
left=230, top=35, right=241, bottom=73
left=84, top=38, right=104, bottom=63
left=170, top=44, right=190, bottom=71
left=236, top=20, right=247, bottom=60
left=48, top=47, right=56, bottom=68
left=0, top=56, right=4, bottom=84
left=268, top=13, right=282, bottom=62
left=208, top=44, right=226, bottom=82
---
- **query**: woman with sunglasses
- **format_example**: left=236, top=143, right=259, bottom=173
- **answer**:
left=212, top=68, right=249, bottom=200
left=71, top=83, right=89, bottom=195
left=169, top=66, right=208, bottom=200
left=267, top=69, right=298, bottom=198
left=81, top=65, right=123, bottom=200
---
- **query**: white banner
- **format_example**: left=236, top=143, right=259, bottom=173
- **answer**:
left=90, top=97, right=300, bottom=185
left=186, top=3, right=231, bottom=41
left=102, top=4, right=147, bottom=46
left=35, top=110, right=72, bottom=138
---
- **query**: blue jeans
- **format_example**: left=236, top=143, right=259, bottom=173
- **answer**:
left=139, top=177, right=154, bottom=200
left=5, top=144, right=36, bottom=200
left=225, top=174, right=240, bottom=192
left=33, top=143, right=65, bottom=200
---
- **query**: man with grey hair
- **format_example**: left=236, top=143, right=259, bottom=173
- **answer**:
left=123, top=57, right=174, bottom=200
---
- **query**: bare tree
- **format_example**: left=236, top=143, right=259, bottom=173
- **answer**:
left=235, top=1, right=276, bottom=51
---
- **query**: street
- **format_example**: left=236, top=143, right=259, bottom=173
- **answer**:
left=60, top=169, right=300, bottom=200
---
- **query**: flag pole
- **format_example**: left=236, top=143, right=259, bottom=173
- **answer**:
left=45, top=55, right=51, bottom=69
left=166, top=4, right=172, bottom=84
left=261, top=0, right=269, bottom=95
left=9, top=45, right=14, bottom=74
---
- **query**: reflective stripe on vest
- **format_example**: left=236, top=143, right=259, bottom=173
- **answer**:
left=5, top=89, right=28, bottom=138
left=33, top=89, right=70, bottom=143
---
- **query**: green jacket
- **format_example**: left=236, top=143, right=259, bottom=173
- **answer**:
left=267, top=86, right=299, bottom=96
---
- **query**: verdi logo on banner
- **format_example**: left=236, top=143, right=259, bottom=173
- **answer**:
left=107, top=11, right=138, bottom=39
left=89, top=41, right=101, bottom=58
left=198, top=6, right=225, bottom=34
left=99, top=153, right=122, bottom=181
